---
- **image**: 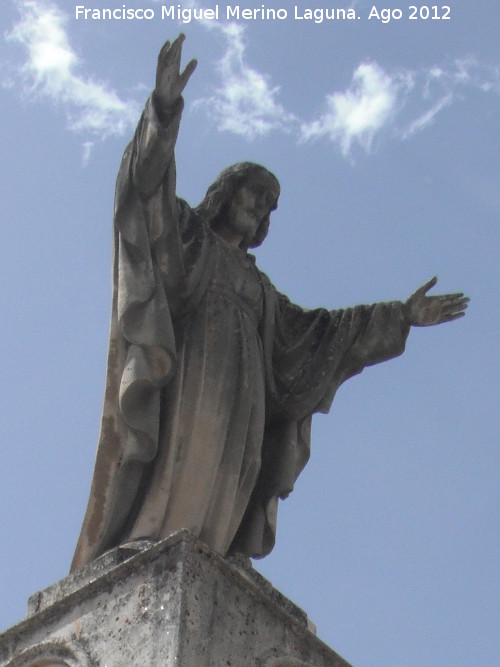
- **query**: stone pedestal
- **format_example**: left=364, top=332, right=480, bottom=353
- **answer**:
left=0, top=531, right=352, bottom=666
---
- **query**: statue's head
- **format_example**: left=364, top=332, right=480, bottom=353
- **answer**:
left=195, top=162, right=280, bottom=249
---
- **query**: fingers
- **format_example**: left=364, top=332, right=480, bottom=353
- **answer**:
left=180, top=58, right=198, bottom=90
left=408, top=276, right=438, bottom=302
left=420, top=276, right=438, bottom=295
left=434, top=292, right=464, bottom=300
left=170, top=33, right=185, bottom=69
left=407, top=289, right=469, bottom=327
left=439, top=311, right=466, bottom=324
left=157, top=40, right=171, bottom=67
left=157, top=33, right=185, bottom=76
left=155, top=34, right=195, bottom=106
left=439, top=296, right=469, bottom=313
left=436, top=295, right=469, bottom=324
left=439, top=294, right=469, bottom=305
left=156, top=40, right=171, bottom=87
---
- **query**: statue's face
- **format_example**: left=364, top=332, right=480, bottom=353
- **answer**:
left=227, top=174, right=279, bottom=245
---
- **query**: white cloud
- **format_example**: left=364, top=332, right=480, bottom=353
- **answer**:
left=82, top=141, right=95, bottom=167
left=299, top=57, right=500, bottom=155
left=6, top=0, right=139, bottom=140
left=301, top=63, right=401, bottom=155
left=403, top=93, right=453, bottom=138
left=195, top=23, right=297, bottom=140
left=5, top=0, right=499, bottom=159
left=401, top=58, right=500, bottom=139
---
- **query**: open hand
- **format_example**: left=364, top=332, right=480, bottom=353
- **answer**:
left=404, top=277, right=469, bottom=327
left=153, top=34, right=197, bottom=114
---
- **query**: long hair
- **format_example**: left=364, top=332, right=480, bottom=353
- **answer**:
left=194, top=162, right=280, bottom=249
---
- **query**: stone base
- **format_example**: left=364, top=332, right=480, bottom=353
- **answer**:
left=0, top=531, right=352, bottom=666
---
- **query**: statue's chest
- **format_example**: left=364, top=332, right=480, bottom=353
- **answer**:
left=212, top=242, right=264, bottom=320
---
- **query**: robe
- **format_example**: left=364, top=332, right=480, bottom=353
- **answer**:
left=71, top=97, right=410, bottom=571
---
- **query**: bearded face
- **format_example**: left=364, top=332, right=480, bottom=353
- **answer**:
left=196, top=163, right=280, bottom=248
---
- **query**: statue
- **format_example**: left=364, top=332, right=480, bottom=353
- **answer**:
left=71, top=36, right=468, bottom=572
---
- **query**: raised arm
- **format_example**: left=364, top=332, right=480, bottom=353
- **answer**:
left=131, top=35, right=197, bottom=197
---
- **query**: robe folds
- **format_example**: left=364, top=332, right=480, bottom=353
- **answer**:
left=71, top=98, right=410, bottom=571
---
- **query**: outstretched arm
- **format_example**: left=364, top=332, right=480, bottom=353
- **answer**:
left=404, top=277, right=469, bottom=327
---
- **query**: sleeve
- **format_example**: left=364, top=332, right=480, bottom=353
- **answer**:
left=269, top=292, right=410, bottom=418
left=111, top=97, right=183, bottom=461
left=130, top=96, right=182, bottom=198
left=238, top=290, right=410, bottom=559
left=71, top=95, right=213, bottom=570
left=114, top=94, right=210, bottom=309
left=70, top=98, right=184, bottom=569
left=113, top=96, right=184, bottom=247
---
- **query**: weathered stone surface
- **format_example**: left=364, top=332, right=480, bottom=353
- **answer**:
left=72, top=36, right=468, bottom=574
left=0, top=532, right=352, bottom=666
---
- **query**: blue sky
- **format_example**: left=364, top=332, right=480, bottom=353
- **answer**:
left=1, top=1, right=498, bottom=665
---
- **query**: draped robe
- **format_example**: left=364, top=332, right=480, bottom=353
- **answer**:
left=71, top=98, right=410, bottom=571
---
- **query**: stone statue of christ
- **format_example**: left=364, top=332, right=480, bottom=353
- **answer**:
left=71, top=36, right=468, bottom=572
